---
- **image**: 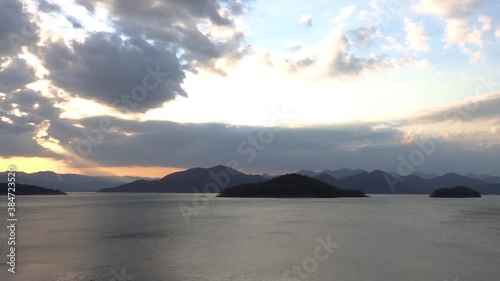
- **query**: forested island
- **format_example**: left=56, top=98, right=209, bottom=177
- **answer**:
left=217, top=174, right=367, bottom=198
left=0, top=183, right=67, bottom=195
left=430, top=186, right=481, bottom=198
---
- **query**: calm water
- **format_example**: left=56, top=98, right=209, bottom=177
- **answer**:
left=1, top=193, right=499, bottom=281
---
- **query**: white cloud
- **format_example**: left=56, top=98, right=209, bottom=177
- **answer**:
left=413, top=0, right=486, bottom=18
left=444, top=18, right=483, bottom=47
left=403, top=18, right=429, bottom=52
left=496, top=28, right=500, bottom=39
left=390, top=56, right=432, bottom=70
left=314, top=26, right=379, bottom=77
left=477, top=15, right=491, bottom=31
left=382, top=36, right=404, bottom=52
left=299, top=14, right=313, bottom=26
left=414, top=0, right=487, bottom=59
left=331, top=5, right=356, bottom=23
left=462, top=48, right=485, bottom=63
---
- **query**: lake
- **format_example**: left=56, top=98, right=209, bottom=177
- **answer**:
left=1, top=193, right=499, bottom=281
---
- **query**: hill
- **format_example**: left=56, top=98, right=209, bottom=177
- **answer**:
left=217, top=174, right=366, bottom=198
left=430, top=186, right=481, bottom=198
left=98, top=165, right=266, bottom=193
left=0, top=183, right=67, bottom=195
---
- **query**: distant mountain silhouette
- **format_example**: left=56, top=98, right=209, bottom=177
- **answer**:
left=261, top=173, right=276, bottom=179
left=9, top=166, right=499, bottom=195
left=98, top=165, right=266, bottom=193
left=313, top=173, right=340, bottom=186
left=217, top=174, right=366, bottom=198
left=298, top=168, right=365, bottom=179
left=430, top=186, right=481, bottom=198
left=410, top=171, right=440, bottom=179
left=466, top=173, right=500, bottom=184
left=0, top=171, right=157, bottom=192
left=0, top=183, right=67, bottom=195
left=297, top=170, right=321, bottom=177
left=319, top=171, right=500, bottom=194
left=334, top=170, right=422, bottom=194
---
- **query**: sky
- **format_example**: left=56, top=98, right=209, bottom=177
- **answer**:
left=0, top=0, right=499, bottom=177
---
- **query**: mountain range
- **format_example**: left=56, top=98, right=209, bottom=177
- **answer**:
left=0, top=171, right=158, bottom=192
left=98, top=165, right=266, bottom=193
left=98, top=166, right=500, bottom=195
left=2, top=166, right=500, bottom=194
left=311, top=170, right=500, bottom=194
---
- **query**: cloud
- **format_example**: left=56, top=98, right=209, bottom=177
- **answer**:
left=388, top=56, right=432, bottom=70
left=403, top=18, right=429, bottom=52
left=0, top=130, right=56, bottom=158
left=348, top=26, right=378, bottom=47
left=0, top=88, right=64, bottom=159
left=414, top=0, right=488, bottom=52
left=72, top=0, right=250, bottom=68
left=0, top=58, right=37, bottom=93
left=29, top=0, right=252, bottom=112
left=462, top=48, right=485, bottom=63
left=444, top=18, right=483, bottom=47
left=382, top=36, right=404, bottom=52
left=285, top=26, right=382, bottom=77
left=0, top=89, right=63, bottom=133
left=38, top=0, right=61, bottom=13
left=331, top=5, right=356, bottom=23
left=0, top=0, right=39, bottom=57
left=319, top=27, right=379, bottom=77
left=477, top=15, right=491, bottom=31
left=413, top=0, right=486, bottom=19
left=407, top=92, right=500, bottom=124
left=41, top=32, right=187, bottom=113
left=31, top=114, right=500, bottom=176
left=299, top=14, right=313, bottom=27
left=66, top=16, right=83, bottom=29
left=57, top=116, right=403, bottom=170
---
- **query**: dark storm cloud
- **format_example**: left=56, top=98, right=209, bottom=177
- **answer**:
left=0, top=58, right=37, bottom=93
left=0, top=0, right=38, bottom=57
left=41, top=32, right=186, bottom=112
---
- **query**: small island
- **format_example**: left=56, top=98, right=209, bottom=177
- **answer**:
left=217, top=173, right=367, bottom=198
left=429, top=186, right=481, bottom=198
left=0, top=183, right=67, bottom=195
